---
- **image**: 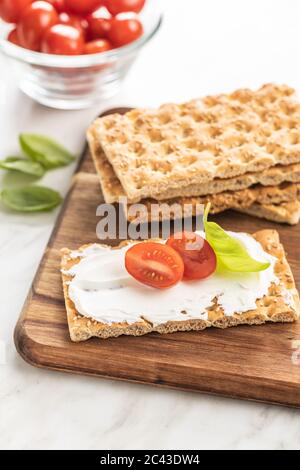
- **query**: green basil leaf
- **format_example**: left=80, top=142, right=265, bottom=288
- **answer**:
left=2, top=156, right=23, bottom=163
left=0, top=156, right=45, bottom=177
left=0, top=186, right=62, bottom=212
left=19, top=134, right=74, bottom=169
left=203, top=204, right=270, bottom=272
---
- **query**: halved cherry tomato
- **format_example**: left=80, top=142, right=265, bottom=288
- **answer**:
left=7, top=28, right=20, bottom=46
left=46, top=0, right=66, bottom=13
left=0, top=0, right=33, bottom=23
left=17, top=1, right=59, bottom=51
left=108, top=15, right=143, bottom=47
left=86, top=8, right=112, bottom=40
left=125, top=242, right=184, bottom=289
left=41, top=24, right=84, bottom=55
left=166, top=231, right=217, bottom=281
left=84, top=38, right=112, bottom=54
left=105, top=0, right=145, bottom=15
left=64, top=0, right=103, bottom=15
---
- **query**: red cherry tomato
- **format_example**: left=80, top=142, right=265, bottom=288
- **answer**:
left=7, top=28, right=20, bottom=46
left=17, top=1, right=59, bottom=51
left=46, top=0, right=66, bottom=13
left=105, top=0, right=145, bottom=15
left=41, top=24, right=84, bottom=55
left=59, top=12, right=87, bottom=37
left=0, top=0, right=33, bottom=23
left=86, top=8, right=112, bottom=40
left=125, top=242, right=184, bottom=289
left=64, top=0, right=103, bottom=15
left=108, top=15, right=143, bottom=47
left=84, top=38, right=112, bottom=54
left=166, top=232, right=217, bottom=281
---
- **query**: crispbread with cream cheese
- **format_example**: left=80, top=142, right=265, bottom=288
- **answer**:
left=88, top=84, right=300, bottom=202
left=61, top=230, right=300, bottom=342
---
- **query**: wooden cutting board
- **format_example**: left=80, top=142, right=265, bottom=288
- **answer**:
left=14, top=108, right=300, bottom=408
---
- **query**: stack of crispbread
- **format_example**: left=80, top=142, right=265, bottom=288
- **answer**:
left=87, top=84, right=300, bottom=225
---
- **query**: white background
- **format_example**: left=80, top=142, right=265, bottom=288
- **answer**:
left=1, top=0, right=300, bottom=450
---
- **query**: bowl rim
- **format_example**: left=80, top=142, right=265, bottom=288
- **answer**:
left=0, top=14, right=163, bottom=68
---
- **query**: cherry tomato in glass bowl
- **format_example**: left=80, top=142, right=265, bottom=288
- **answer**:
left=125, top=242, right=184, bottom=289
left=7, top=28, right=21, bottom=46
left=86, top=8, right=112, bottom=40
left=46, top=0, right=66, bottom=13
left=64, top=0, right=103, bottom=15
left=166, top=232, right=217, bottom=281
left=108, top=15, right=143, bottom=47
left=0, top=0, right=33, bottom=23
left=105, top=0, right=145, bottom=15
left=41, top=24, right=84, bottom=55
left=84, top=38, right=112, bottom=54
left=17, top=1, right=59, bottom=51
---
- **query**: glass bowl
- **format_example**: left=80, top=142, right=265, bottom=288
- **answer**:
left=0, top=0, right=162, bottom=110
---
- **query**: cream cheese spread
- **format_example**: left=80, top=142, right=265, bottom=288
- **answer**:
left=64, top=232, right=278, bottom=326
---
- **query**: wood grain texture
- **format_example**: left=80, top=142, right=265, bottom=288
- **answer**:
left=14, top=108, right=300, bottom=407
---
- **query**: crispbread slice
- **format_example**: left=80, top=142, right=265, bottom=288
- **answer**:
left=88, top=84, right=300, bottom=202
left=87, top=130, right=300, bottom=204
left=123, top=184, right=300, bottom=223
left=61, top=230, right=300, bottom=342
left=236, top=201, right=300, bottom=225
left=89, top=135, right=300, bottom=225
left=87, top=134, right=300, bottom=224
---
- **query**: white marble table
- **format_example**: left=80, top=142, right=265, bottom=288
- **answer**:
left=1, top=0, right=300, bottom=450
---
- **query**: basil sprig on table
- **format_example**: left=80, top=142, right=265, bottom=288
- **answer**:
left=0, top=133, right=74, bottom=213
left=203, top=204, right=270, bottom=272
left=1, top=186, right=62, bottom=212
left=0, top=156, right=45, bottom=177
left=20, top=134, right=74, bottom=169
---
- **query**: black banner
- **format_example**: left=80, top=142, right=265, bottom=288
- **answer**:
left=0, top=449, right=296, bottom=464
